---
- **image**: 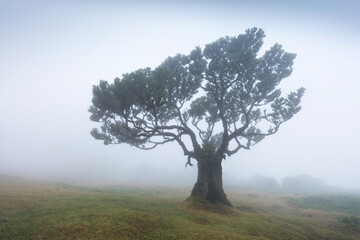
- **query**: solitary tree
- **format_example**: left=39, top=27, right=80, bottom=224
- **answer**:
left=89, top=28, right=305, bottom=206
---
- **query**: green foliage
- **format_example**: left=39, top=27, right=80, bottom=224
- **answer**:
left=198, top=142, right=222, bottom=163
left=89, top=27, right=305, bottom=162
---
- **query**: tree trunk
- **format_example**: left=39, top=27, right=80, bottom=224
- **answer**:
left=191, top=159, right=232, bottom=206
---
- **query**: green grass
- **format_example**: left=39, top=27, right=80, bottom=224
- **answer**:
left=1, top=175, right=359, bottom=240
left=338, top=215, right=360, bottom=232
left=284, top=195, right=360, bottom=214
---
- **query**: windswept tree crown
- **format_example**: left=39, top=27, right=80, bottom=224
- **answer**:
left=89, top=28, right=305, bottom=164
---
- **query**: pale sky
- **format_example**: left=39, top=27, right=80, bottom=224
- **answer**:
left=0, top=0, right=360, bottom=188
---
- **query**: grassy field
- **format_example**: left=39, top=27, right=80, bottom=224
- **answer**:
left=1, top=175, right=359, bottom=240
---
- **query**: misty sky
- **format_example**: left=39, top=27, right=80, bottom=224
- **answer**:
left=1, top=0, right=360, bottom=188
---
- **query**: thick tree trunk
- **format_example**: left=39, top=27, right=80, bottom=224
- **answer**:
left=191, top=159, right=232, bottom=206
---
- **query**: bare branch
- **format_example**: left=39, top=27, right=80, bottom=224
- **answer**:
left=173, top=103, right=201, bottom=152
left=185, top=155, right=194, bottom=169
left=225, top=136, right=249, bottom=156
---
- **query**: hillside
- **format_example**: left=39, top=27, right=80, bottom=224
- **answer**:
left=1, top=175, right=359, bottom=239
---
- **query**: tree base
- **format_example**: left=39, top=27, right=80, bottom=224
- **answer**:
left=181, top=196, right=238, bottom=215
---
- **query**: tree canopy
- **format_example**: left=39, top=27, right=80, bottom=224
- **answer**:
left=89, top=28, right=304, bottom=167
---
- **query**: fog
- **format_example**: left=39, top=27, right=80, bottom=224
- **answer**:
left=1, top=0, right=360, bottom=190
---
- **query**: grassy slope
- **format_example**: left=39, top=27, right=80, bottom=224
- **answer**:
left=0, top=175, right=359, bottom=240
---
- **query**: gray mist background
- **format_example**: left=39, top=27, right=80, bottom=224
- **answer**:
left=1, top=0, right=359, bottom=189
